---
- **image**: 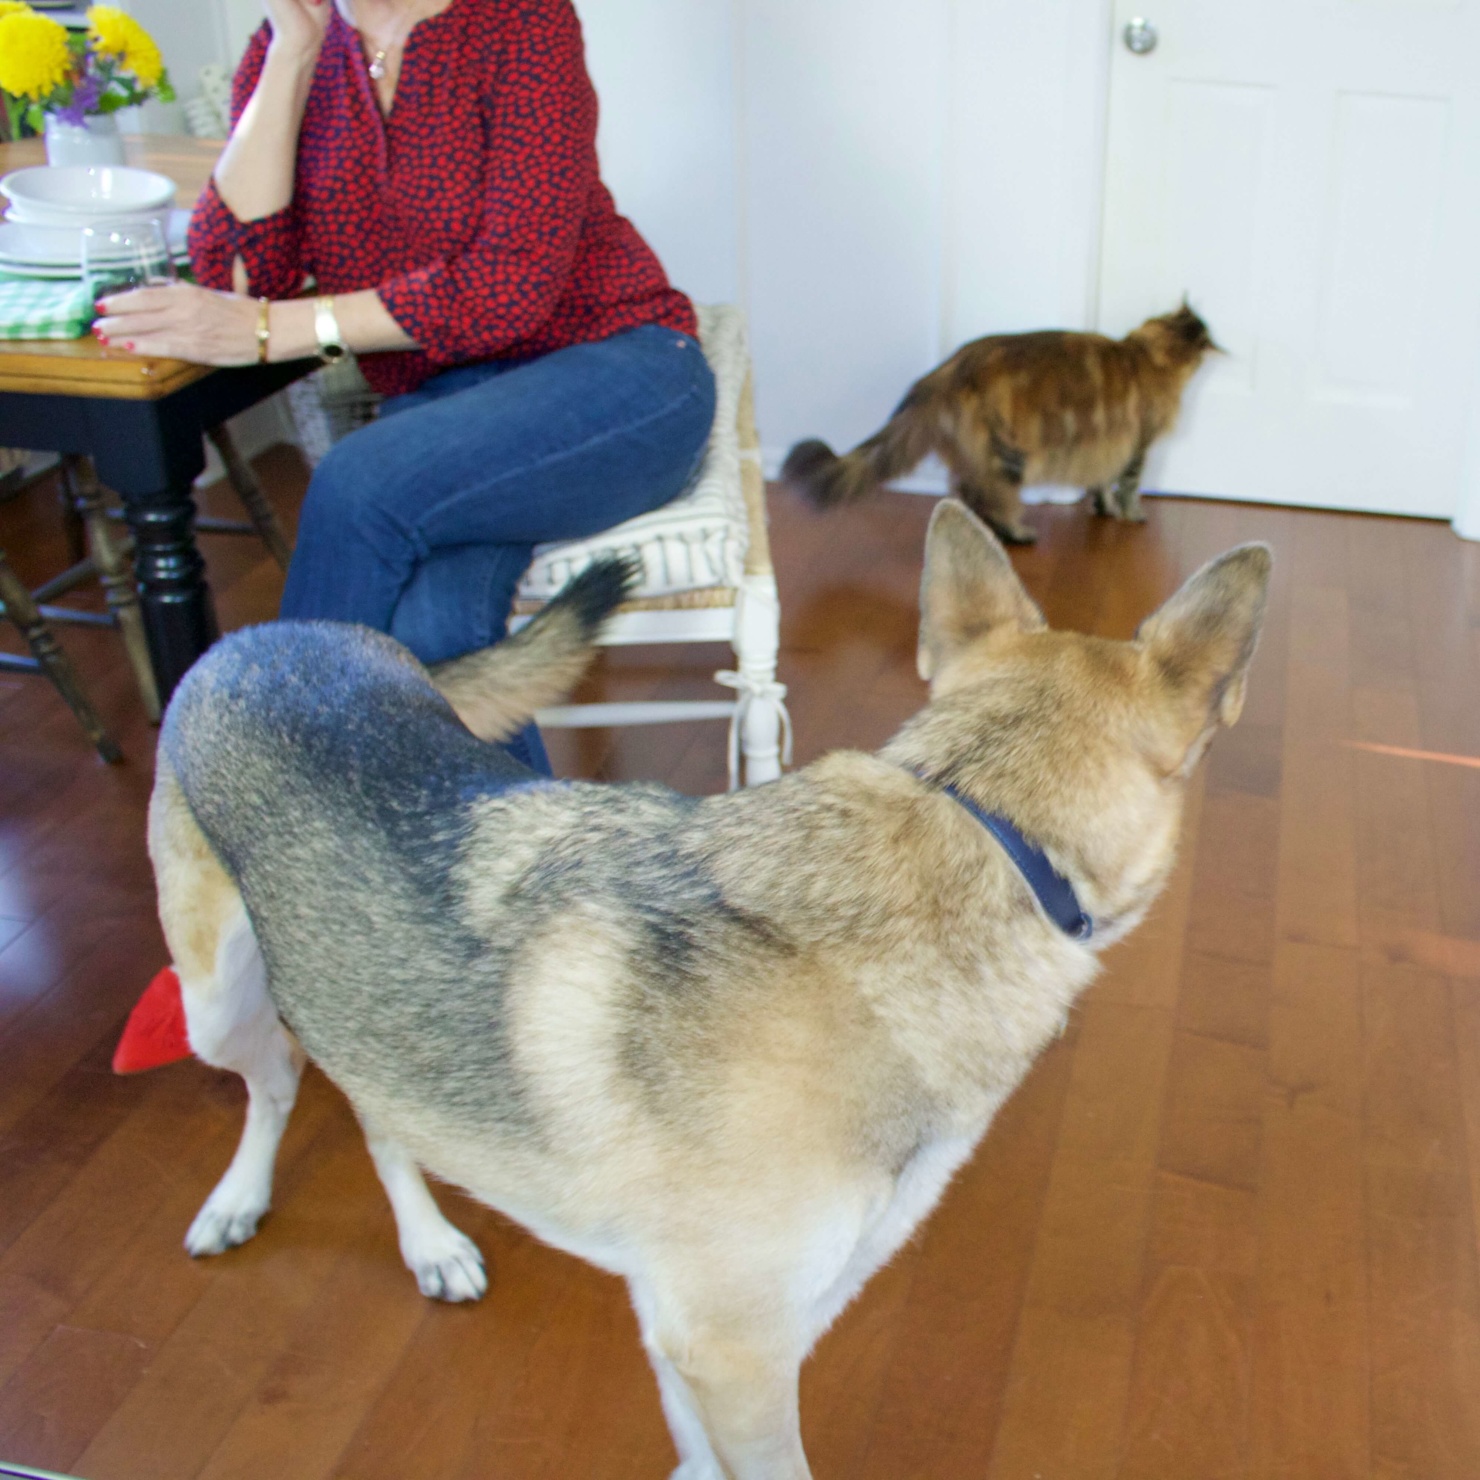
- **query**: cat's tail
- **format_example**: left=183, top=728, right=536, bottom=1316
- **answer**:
left=781, top=378, right=941, bottom=509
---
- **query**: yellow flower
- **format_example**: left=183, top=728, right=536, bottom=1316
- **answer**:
left=0, top=3, right=36, bottom=17
left=0, top=10, right=70, bottom=100
left=87, top=5, right=162, bottom=89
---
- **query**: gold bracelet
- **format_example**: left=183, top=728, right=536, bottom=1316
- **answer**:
left=255, top=297, right=271, bottom=364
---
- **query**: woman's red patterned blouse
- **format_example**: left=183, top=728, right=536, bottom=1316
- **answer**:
left=188, top=0, right=697, bottom=398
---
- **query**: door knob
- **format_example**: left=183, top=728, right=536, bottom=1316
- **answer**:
left=1123, top=17, right=1158, bottom=54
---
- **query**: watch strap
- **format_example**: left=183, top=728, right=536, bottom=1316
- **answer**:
left=312, top=295, right=346, bottom=362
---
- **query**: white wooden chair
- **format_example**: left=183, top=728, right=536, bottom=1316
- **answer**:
left=511, top=305, right=788, bottom=788
left=287, top=305, right=791, bottom=790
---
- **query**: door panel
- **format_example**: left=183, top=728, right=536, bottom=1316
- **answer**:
left=1098, top=0, right=1480, bottom=515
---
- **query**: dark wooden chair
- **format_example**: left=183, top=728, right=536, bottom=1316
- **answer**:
left=0, top=544, right=122, bottom=763
left=4, top=423, right=292, bottom=754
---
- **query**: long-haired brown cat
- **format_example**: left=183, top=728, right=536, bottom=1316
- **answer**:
left=783, top=304, right=1219, bottom=543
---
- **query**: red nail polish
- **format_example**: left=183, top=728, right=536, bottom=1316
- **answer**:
left=95, top=332, right=109, bottom=344
left=124, top=341, right=135, bottom=352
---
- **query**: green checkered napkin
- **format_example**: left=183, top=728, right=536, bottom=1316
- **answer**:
left=0, top=277, right=93, bottom=340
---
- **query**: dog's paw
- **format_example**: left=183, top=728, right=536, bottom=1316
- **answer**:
left=670, top=1463, right=725, bottom=1480
left=185, top=1196, right=268, bottom=1257
left=405, top=1225, right=488, bottom=1303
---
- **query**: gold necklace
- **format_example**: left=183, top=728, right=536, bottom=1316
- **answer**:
left=347, top=2, right=423, bottom=81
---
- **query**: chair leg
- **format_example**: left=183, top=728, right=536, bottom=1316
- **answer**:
left=206, top=423, right=293, bottom=571
left=62, top=456, right=160, bottom=723
left=0, top=547, right=122, bottom=763
left=722, top=571, right=790, bottom=790
left=57, top=468, right=86, bottom=564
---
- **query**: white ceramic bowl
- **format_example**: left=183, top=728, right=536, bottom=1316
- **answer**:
left=6, top=203, right=167, bottom=228
left=0, top=165, right=176, bottom=225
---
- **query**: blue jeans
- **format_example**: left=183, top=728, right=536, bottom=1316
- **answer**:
left=279, top=324, right=716, bottom=772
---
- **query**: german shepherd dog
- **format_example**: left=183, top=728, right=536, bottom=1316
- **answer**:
left=783, top=305, right=1220, bottom=544
left=150, top=502, right=1268, bottom=1479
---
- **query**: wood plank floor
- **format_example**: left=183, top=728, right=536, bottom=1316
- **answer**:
left=2, top=453, right=1479, bottom=1478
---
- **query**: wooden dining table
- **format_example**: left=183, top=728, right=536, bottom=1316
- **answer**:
left=0, top=135, right=316, bottom=703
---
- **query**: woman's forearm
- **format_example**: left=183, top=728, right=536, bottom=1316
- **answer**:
left=214, top=41, right=321, bottom=223
left=90, top=283, right=417, bottom=366
left=267, top=290, right=418, bottom=359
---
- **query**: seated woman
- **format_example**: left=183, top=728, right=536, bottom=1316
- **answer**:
left=95, top=0, right=716, bottom=772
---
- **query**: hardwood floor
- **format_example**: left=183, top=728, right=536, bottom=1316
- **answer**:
left=2, top=453, right=1479, bottom=1479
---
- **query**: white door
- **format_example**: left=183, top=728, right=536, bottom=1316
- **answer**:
left=1097, top=0, right=1480, bottom=517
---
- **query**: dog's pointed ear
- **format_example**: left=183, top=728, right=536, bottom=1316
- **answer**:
left=918, top=499, right=1046, bottom=681
left=1137, top=543, right=1272, bottom=731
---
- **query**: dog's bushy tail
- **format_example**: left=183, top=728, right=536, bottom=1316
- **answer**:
left=781, top=379, right=941, bottom=509
left=430, top=556, right=640, bottom=743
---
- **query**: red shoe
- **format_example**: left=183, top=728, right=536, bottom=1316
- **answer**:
left=113, top=966, right=192, bottom=1073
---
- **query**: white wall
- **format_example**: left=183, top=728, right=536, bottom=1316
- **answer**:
left=578, top=0, right=1112, bottom=478
left=576, top=1, right=739, bottom=309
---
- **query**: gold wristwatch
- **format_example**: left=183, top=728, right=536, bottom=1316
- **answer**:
left=312, top=295, right=347, bottom=363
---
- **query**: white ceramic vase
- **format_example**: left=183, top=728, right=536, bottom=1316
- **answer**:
left=43, top=113, right=127, bottom=169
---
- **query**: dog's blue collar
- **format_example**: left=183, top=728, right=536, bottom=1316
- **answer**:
left=929, top=779, right=1094, bottom=942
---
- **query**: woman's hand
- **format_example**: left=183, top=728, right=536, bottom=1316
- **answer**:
left=93, top=283, right=264, bottom=366
left=263, top=0, right=333, bottom=61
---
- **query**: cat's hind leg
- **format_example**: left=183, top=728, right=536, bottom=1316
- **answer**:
left=954, top=434, right=1036, bottom=544
left=1111, top=450, right=1148, bottom=522
left=1088, top=485, right=1113, bottom=517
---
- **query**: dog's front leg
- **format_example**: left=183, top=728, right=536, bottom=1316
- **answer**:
left=637, top=1284, right=810, bottom=1480
left=648, top=1351, right=729, bottom=1480
left=631, top=1280, right=729, bottom=1479
left=361, top=1128, right=487, bottom=1302
left=665, top=1334, right=810, bottom=1480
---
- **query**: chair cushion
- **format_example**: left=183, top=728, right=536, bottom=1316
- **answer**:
left=515, top=304, right=750, bottom=603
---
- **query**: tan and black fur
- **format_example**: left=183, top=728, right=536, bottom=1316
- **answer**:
left=150, top=510, right=1268, bottom=1479
left=783, top=304, right=1220, bottom=544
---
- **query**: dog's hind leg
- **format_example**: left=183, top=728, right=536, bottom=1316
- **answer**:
left=181, top=903, right=306, bottom=1255
left=362, top=1128, right=487, bottom=1303
left=151, top=763, right=305, bottom=1257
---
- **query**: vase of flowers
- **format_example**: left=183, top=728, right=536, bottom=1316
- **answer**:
left=0, top=3, right=174, bottom=168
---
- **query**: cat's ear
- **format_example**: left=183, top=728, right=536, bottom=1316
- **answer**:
left=1137, top=543, right=1271, bottom=732
left=918, top=499, right=1045, bottom=681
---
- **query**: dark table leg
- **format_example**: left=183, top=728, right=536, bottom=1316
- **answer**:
left=0, top=360, right=315, bottom=708
left=120, top=481, right=219, bottom=703
left=89, top=395, right=218, bottom=707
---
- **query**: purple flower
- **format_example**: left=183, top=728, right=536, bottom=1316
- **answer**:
left=56, top=72, right=102, bottom=124
left=55, top=46, right=105, bottom=123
